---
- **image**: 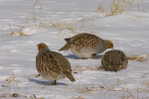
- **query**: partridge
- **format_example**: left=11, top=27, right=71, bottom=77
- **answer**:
left=59, top=33, right=113, bottom=59
left=36, top=43, right=75, bottom=85
left=101, top=49, right=128, bottom=72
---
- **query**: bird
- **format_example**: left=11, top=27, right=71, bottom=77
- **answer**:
left=101, top=49, right=128, bottom=72
left=59, top=33, right=113, bottom=59
left=36, top=42, right=75, bottom=85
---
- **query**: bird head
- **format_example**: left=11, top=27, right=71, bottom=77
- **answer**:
left=104, top=40, right=114, bottom=49
left=37, top=43, right=49, bottom=52
left=64, top=37, right=71, bottom=42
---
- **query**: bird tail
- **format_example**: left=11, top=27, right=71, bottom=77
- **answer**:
left=59, top=43, right=70, bottom=51
left=64, top=71, right=75, bottom=82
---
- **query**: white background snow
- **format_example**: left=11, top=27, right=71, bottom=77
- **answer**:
left=0, top=0, right=149, bottom=99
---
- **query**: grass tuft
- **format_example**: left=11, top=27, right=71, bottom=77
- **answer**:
left=97, top=0, right=141, bottom=16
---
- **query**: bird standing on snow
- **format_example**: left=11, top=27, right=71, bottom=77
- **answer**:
left=36, top=43, right=75, bottom=85
left=59, top=33, right=113, bottom=59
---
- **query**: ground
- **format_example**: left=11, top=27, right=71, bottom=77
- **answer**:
left=0, top=0, right=149, bottom=99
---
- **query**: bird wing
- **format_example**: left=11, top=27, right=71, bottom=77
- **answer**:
left=36, top=51, right=62, bottom=73
left=50, top=51, right=75, bottom=82
left=50, top=51, right=72, bottom=72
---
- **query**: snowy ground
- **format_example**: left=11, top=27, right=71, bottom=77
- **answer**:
left=0, top=0, right=149, bottom=99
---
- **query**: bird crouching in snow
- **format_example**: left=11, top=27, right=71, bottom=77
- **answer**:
left=36, top=43, right=75, bottom=85
left=100, top=49, right=128, bottom=72
left=99, top=49, right=149, bottom=72
left=59, top=33, right=114, bottom=59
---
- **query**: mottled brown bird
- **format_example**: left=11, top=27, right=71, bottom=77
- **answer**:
left=36, top=43, right=75, bottom=85
left=59, top=33, right=113, bottom=59
left=101, top=49, right=128, bottom=72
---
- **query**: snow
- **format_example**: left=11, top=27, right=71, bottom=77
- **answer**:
left=0, top=0, right=149, bottom=99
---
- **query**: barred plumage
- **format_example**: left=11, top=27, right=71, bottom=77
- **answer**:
left=36, top=43, right=75, bottom=85
left=101, top=49, right=128, bottom=72
left=59, top=33, right=113, bottom=59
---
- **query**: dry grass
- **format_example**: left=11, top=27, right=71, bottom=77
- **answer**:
left=78, top=85, right=105, bottom=94
left=30, top=20, right=77, bottom=32
left=9, top=24, right=37, bottom=36
left=77, top=85, right=147, bottom=99
left=127, top=54, right=149, bottom=62
left=50, top=22, right=76, bottom=32
left=72, top=66, right=99, bottom=74
left=0, top=93, right=28, bottom=99
left=120, top=88, right=147, bottom=99
left=5, top=75, right=17, bottom=84
left=121, top=95, right=136, bottom=99
left=0, top=93, right=45, bottom=99
left=10, top=31, right=29, bottom=36
left=71, top=96, right=85, bottom=99
left=110, top=0, right=136, bottom=16
left=96, top=0, right=141, bottom=16
left=30, top=94, right=45, bottom=99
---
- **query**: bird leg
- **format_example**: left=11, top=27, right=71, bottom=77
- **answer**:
left=51, top=80, right=57, bottom=85
left=91, top=53, right=97, bottom=58
left=34, top=74, right=40, bottom=78
left=92, top=53, right=103, bottom=59
left=80, top=57, right=88, bottom=59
